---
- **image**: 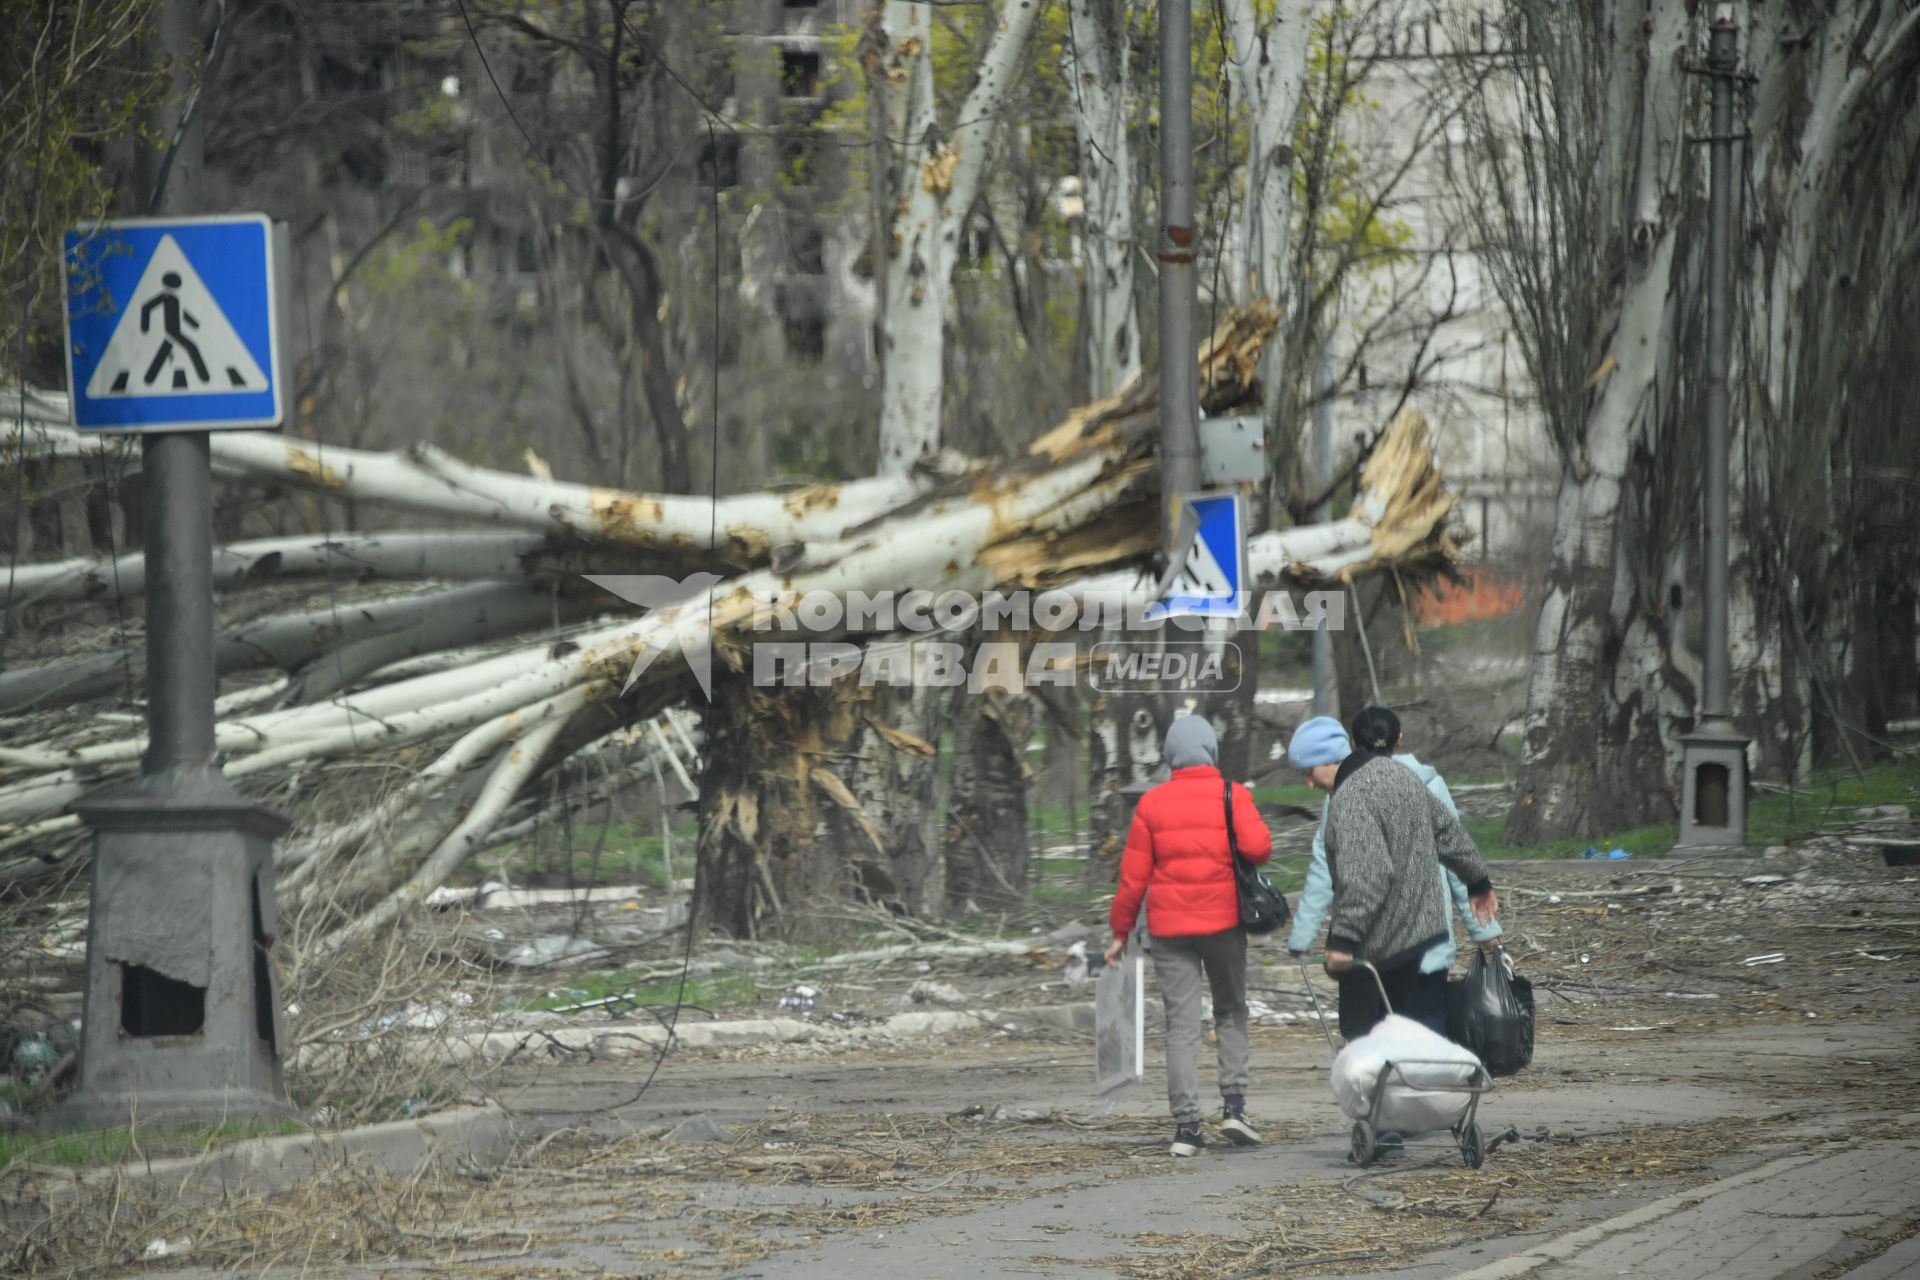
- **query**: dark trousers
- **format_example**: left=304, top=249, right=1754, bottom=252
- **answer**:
left=1336, top=962, right=1448, bottom=1042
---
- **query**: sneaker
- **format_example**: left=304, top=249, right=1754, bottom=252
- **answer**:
left=1219, top=1106, right=1262, bottom=1147
left=1170, top=1123, right=1205, bottom=1157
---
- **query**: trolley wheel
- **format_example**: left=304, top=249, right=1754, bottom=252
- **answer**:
left=1351, top=1119, right=1377, bottom=1167
left=1460, top=1121, right=1485, bottom=1170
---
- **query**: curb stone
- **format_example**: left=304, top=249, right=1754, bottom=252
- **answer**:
left=2, top=1105, right=516, bottom=1221
left=401, top=1003, right=1103, bottom=1067
left=1442, top=1150, right=1827, bottom=1280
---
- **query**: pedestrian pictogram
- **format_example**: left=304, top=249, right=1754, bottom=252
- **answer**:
left=64, top=213, right=288, bottom=433
left=86, top=237, right=269, bottom=397
left=1147, top=491, right=1248, bottom=620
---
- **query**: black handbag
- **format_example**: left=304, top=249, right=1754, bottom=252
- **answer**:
left=1225, top=779, right=1288, bottom=935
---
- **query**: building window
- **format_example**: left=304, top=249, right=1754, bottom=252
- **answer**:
left=781, top=48, right=822, bottom=99
left=777, top=281, right=825, bottom=362
left=784, top=313, right=825, bottom=361
left=699, top=133, right=741, bottom=188
left=787, top=219, right=826, bottom=275
left=778, top=129, right=820, bottom=185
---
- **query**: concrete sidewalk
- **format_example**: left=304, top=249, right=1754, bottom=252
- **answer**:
left=1447, top=1136, right=1920, bottom=1280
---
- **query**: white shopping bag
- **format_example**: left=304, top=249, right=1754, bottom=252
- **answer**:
left=1095, top=951, right=1145, bottom=1095
left=1331, top=1013, right=1483, bottom=1134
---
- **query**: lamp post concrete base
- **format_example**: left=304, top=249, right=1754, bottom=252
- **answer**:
left=57, top=770, right=295, bottom=1129
left=1674, top=720, right=1751, bottom=852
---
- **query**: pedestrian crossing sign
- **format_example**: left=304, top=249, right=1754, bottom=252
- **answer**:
left=1149, top=491, right=1248, bottom=620
left=63, top=214, right=288, bottom=432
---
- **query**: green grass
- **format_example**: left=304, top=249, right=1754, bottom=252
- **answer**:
left=1260, top=854, right=1310, bottom=896
left=1453, top=756, right=1920, bottom=861
left=519, top=970, right=758, bottom=1013
left=1748, top=758, right=1920, bottom=845
left=0, top=1120, right=305, bottom=1173
left=1027, top=801, right=1079, bottom=839
left=1254, top=782, right=1322, bottom=809
left=1416, top=613, right=1532, bottom=657
left=1462, top=815, right=1678, bottom=862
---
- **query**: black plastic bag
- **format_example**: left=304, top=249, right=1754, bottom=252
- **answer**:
left=1457, top=947, right=1534, bottom=1076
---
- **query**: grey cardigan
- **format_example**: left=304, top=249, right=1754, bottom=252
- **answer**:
left=1324, top=752, right=1494, bottom=971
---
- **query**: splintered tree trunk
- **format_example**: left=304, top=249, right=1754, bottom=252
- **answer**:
left=944, top=632, right=1034, bottom=912
left=849, top=674, right=945, bottom=917
left=692, top=663, right=870, bottom=940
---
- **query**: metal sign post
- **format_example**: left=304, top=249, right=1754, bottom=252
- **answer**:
left=1157, top=0, right=1201, bottom=564
left=57, top=0, right=293, bottom=1127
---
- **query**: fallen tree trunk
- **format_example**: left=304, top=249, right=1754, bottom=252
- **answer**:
left=3, top=395, right=966, bottom=570
left=4, top=530, right=560, bottom=605
left=2, top=309, right=1462, bottom=940
left=0, top=580, right=594, bottom=713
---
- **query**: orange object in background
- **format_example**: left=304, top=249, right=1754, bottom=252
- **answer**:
left=1413, top=568, right=1527, bottom=625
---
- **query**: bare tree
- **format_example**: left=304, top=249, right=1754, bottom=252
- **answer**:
left=1459, top=0, right=1920, bottom=843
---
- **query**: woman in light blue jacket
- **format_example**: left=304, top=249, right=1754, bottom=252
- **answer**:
left=1287, top=708, right=1503, bottom=1041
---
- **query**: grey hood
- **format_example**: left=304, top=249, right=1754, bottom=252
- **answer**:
left=1163, top=715, right=1219, bottom=769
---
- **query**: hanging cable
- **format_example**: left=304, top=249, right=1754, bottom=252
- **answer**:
left=145, top=0, right=229, bottom=215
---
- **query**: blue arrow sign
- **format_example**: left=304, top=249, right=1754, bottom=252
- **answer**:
left=1149, top=490, right=1248, bottom=620
left=63, top=214, right=287, bottom=433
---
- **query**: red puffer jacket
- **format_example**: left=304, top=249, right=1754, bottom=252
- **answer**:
left=1111, top=766, right=1273, bottom=940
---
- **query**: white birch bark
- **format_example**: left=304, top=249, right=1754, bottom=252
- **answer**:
left=3, top=312, right=1473, bottom=923
left=314, top=705, right=573, bottom=954
left=8, top=530, right=555, bottom=604
left=1066, top=0, right=1140, bottom=397
left=3, top=400, right=953, bottom=558
left=1502, top=0, right=1694, bottom=843
left=0, top=580, right=568, bottom=712
left=1222, top=0, right=1315, bottom=306
left=0, top=375, right=1456, bottom=841
left=875, top=0, right=1046, bottom=473
left=1726, top=0, right=1920, bottom=775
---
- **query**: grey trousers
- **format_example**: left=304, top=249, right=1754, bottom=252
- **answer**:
left=1150, top=927, right=1251, bottom=1124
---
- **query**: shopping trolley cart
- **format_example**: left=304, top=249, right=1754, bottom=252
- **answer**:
left=1299, top=958, right=1497, bottom=1169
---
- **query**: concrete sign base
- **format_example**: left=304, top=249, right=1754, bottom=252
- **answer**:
left=60, top=770, right=294, bottom=1127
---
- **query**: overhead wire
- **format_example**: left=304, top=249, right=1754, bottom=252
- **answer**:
left=449, top=0, right=733, bottom=1111
left=145, top=0, right=230, bottom=215
left=622, top=117, right=729, bottom=1110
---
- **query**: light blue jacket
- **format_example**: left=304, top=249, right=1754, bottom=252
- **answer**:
left=1287, top=753, right=1503, bottom=972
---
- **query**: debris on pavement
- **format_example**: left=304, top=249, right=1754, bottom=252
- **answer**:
left=664, top=1114, right=730, bottom=1143
left=904, top=978, right=964, bottom=1006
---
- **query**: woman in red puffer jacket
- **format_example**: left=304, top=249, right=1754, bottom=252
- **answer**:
left=1104, top=714, right=1272, bottom=1157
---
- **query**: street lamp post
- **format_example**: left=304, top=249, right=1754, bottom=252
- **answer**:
left=1675, top=9, right=1750, bottom=850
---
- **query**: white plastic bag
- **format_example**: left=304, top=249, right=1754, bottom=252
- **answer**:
left=1331, top=1013, right=1483, bottom=1134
